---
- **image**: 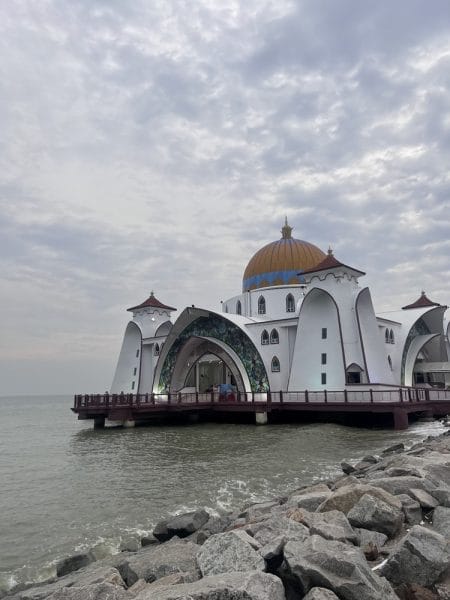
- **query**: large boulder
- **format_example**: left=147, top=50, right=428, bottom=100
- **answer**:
left=397, top=494, right=423, bottom=525
left=56, top=552, right=96, bottom=577
left=431, top=488, right=450, bottom=508
left=365, top=476, right=435, bottom=497
left=354, top=528, right=387, bottom=550
left=409, top=489, right=440, bottom=509
left=239, top=500, right=281, bottom=522
left=47, top=582, right=129, bottom=600
left=284, top=535, right=397, bottom=600
left=153, top=509, right=209, bottom=542
left=317, top=483, right=402, bottom=514
left=303, top=588, right=340, bottom=600
left=432, top=506, right=450, bottom=539
left=380, top=525, right=450, bottom=587
left=133, top=570, right=285, bottom=600
left=247, top=514, right=309, bottom=547
left=119, top=538, right=201, bottom=586
left=286, top=491, right=332, bottom=512
left=347, top=493, right=404, bottom=537
left=291, top=509, right=358, bottom=545
left=197, top=531, right=265, bottom=576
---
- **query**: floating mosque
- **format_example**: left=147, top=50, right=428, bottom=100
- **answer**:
left=111, top=220, right=450, bottom=397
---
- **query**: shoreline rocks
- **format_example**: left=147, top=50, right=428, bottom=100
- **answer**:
left=6, top=431, right=450, bottom=600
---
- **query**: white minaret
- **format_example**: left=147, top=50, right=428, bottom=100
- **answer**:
left=111, top=292, right=176, bottom=393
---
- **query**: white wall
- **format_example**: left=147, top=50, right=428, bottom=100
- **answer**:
left=111, top=321, right=142, bottom=393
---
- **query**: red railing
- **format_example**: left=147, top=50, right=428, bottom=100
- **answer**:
left=73, top=387, right=450, bottom=410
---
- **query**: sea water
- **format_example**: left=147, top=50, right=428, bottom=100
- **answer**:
left=0, top=395, right=445, bottom=592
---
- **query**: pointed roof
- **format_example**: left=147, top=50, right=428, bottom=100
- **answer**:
left=127, top=291, right=176, bottom=312
left=402, top=291, right=441, bottom=310
left=299, top=247, right=365, bottom=276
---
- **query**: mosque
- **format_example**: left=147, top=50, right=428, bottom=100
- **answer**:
left=111, top=220, right=450, bottom=397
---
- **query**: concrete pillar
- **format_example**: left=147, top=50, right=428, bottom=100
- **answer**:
left=93, top=416, right=105, bottom=429
left=255, top=412, right=268, bottom=425
left=123, top=419, right=136, bottom=428
left=393, top=408, right=409, bottom=430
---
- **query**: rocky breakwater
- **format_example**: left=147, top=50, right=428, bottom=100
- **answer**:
left=6, top=432, right=450, bottom=600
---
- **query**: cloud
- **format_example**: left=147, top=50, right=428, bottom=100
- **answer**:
left=0, top=0, right=449, bottom=394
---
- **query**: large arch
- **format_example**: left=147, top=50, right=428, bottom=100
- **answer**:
left=154, top=310, right=269, bottom=393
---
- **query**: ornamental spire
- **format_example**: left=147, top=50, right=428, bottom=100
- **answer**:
left=281, top=216, right=293, bottom=239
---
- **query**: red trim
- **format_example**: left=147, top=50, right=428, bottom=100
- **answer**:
left=402, top=292, right=442, bottom=310
left=128, top=293, right=176, bottom=312
left=300, top=253, right=365, bottom=276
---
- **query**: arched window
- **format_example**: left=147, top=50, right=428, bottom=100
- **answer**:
left=385, top=328, right=390, bottom=343
left=236, top=300, right=242, bottom=315
left=154, top=343, right=160, bottom=356
left=271, top=356, right=280, bottom=372
left=390, top=329, right=395, bottom=344
left=388, top=355, right=392, bottom=370
left=286, top=293, right=295, bottom=313
left=261, top=329, right=269, bottom=345
left=258, top=296, right=266, bottom=315
left=224, top=304, right=228, bottom=313
left=270, top=328, right=279, bottom=344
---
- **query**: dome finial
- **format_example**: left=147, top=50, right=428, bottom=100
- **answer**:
left=328, top=246, right=333, bottom=256
left=281, top=217, right=293, bottom=239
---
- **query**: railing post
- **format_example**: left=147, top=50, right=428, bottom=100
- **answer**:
left=399, top=389, right=403, bottom=403
left=196, top=391, right=199, bottom=404
left=408, top=388, right=412, bottom=403
left=344, top=389, right=348, bottom=403
left=267, top=391, right=271, bottom=410
left=305, top=390, right=309, bottom=403
left=252, top=391, right=255, bottom=403
left=370, top=388, right=374, bottom=403
left=324, top=389, right=327, bottom=403
left=168, top=393, right=171, bottom=405
left=211, top=391, right=214, bottom=403
left=151, top=393, right=155, bottom=405
left=425, top=388, right=430, bottom=403
left=279, top=390, right=283, bottom=404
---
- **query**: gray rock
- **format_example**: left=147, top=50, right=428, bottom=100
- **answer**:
left=397, top=493, right=423, bottom=525
left=119, top=537, right=141, bottom=553
left=197, top=531, right=265, bottom=576
left=341, top=462, right=356, bottom=475
left=285, top=491, right=331, bottom=512
left=333, top=475, right=359, bottom=490
left=258, top=535, right=285, bottom=563
left=247, top=514, right=309, bottom=547
left=48, top=582, right=129, bottom=600
left=120, top=538, right=201, bottom=586
left=153, top=509, right=209, bottom=542
left=432, top=506, right=450, bottom=539
left=299, top=509, right=358, bottom=545
left=431, top=488, right=450, bottom=508
left=380, top=525, right=450, bottom=587
left=239, top=500, right=280, bottom=521
left=140, top=535, right=158, bottom=547
left=382, top=443, right=405, bottom=454
left=303, top=588, right=340, bottom=600
left=409, top=488, right=440, bottom=509
left=56, top=552, right=96, bottom=578
left=354, top=527, right=388, bottom=549
left=317, top=483, right=402, bottom=514
left=347, top=493, right=404, bottom=538
left=284, top=534, right=398, bottom=599
left=362, top=455, right=379, bottom=464
left=366, top=476, right=435, bottom=496
left=133, top=570, right=285, bottom=600
left=384, top=466, right=423, bottom=478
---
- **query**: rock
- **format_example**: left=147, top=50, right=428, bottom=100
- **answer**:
left=362, top=541, right=379, bottom=561
left=341, top=462, right=356, bottom=475
left=140, top=535, right=158, bottom=547
left=284, top=534, right=398, bottom=599
left=409, top=489, right=440, bottom=509
left=119, top=537, right=141, bottom=552
left=303, top=588, right=340, bottom=599
left=292, top=509, right=358, bottom=545
left=48, top=581, right=129, bottom=600
left=384, top=466, right=423, bottom=478
left=132, top=570, right=285, bottom=600
left=380, top=525, right=450, bottom=587
left=363, top=455, right=379, bottom=464
left=397, top=494, right=423, bottom=525
left=120, top=538, right=201, bottom=586
left=354, top=460, right=375, bottom=471
left=333, top=475, right=359, bottom=490
left=56, top=552, right=96, bottom=577
left=239, top=500, right=280, bottom=521
left=128, top=579, right=149, bottom=595
left=431, top=488, right=450, bottom=508
left=197, top=530, right=265, bottom=576
left=355, top=527, right=388, bottom=549
left=395, top=582, right=440, bottom=599
left=247, top=514, right=309, bottom=547
left=432, top=506, right=450, bottom=539
left=285, top=491, right=332, bottom=512
left=258, top=536, right=285, bottom=570
left=367, top=476, right=435, bottom=497
left=153, top=509, right=209, bottom=542
left=347, top=493, right=404, bottom=537
left=317, top=483, right=402, bottom=514
left=382, top=443, right=405, bottom=454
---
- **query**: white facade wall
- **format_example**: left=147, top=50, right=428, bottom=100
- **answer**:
left=224, top=285, right=306, bottom=320
left=111, top=321, right=142, bottom=393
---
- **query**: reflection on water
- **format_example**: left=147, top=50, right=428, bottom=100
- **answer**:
left=0, top=395, right=445, bottom=592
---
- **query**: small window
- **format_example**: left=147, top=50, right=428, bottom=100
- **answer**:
left=133, top=367, right=137, bottom=376
left=270, top=329, right=279, bottom=344
left=236, top=300, right=242, bottom=315
left=388, top=355, right=392, bottom=370
left=261, top=330, right=269, bottom=345
left=271, top=356, right=280, bottom=372
left=131, top=381, right=135, bottom=390
left=322, top=328, right=327, bottom=339
left=258, top=296, right=266, bottom=315
left=321, top=372, right=327, bottom=385
left=154, top=343, right=160, bottom=356
left=136, top=349, right=140, bottom=358
left=385, top=328, right=390, bottom=343
left=286, top=293, right=295, bottom=313
left=390, top=329, right=395, bottom=344
left=224, top=304, right=228, bottom=313
left=321, top=353, right=327, bottom=365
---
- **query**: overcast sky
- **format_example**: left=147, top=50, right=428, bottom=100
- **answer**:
left=1, top=0, right=449, bottom=395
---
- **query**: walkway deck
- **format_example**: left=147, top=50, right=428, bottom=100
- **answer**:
left=72, top=388, right=450, bottom=430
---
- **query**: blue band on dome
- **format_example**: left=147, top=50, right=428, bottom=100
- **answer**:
left=243, top=270, right=306, bottom=292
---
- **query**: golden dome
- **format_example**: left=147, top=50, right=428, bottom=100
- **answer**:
left=242, top=219, right=326, bottom=292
